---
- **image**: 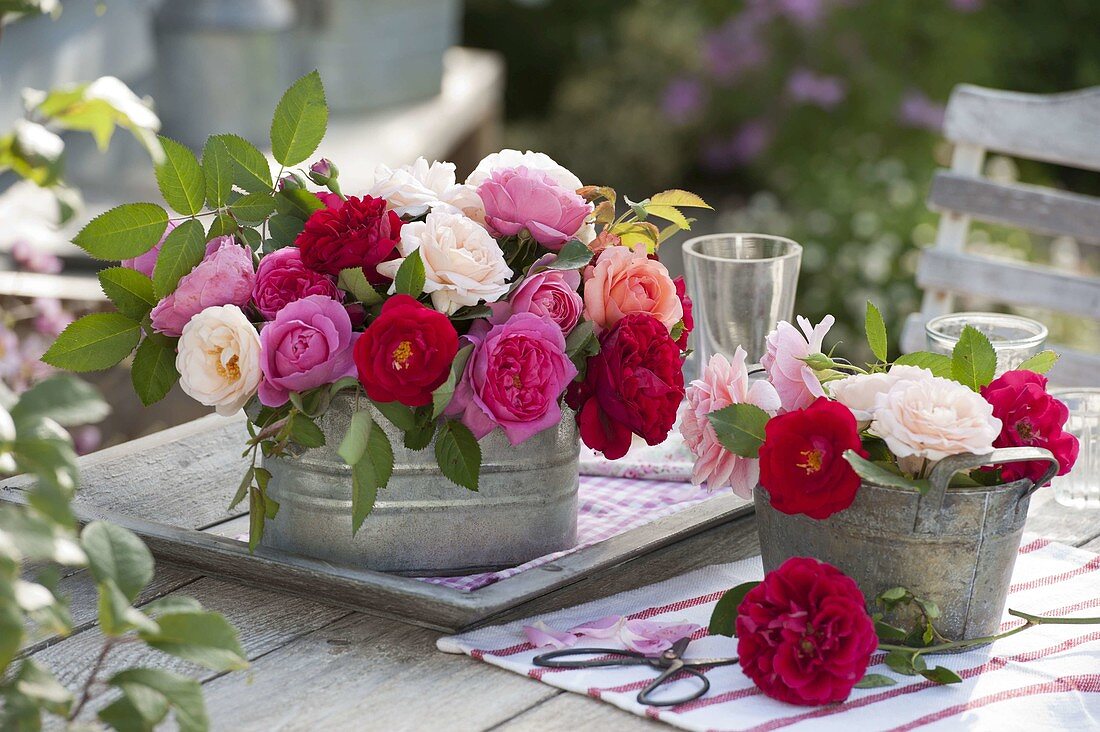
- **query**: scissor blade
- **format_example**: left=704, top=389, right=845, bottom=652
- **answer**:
left=681, top=656, right=741, bottom=668
left=668, top=637, right=692, bottom=658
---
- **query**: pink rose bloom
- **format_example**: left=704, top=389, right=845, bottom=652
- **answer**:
left=253, top=247, right=342, bottom=320
left=257, top=295, right=358, bottom=407
left=446, top=312, right=578, bottom=445
left=478, top=166, right=592, bottom=251
left=150, top=236, right=256, bottom=337
left=491, top=254, right=583, bottom=335
left=761, top=314, right=834, bottom=413
left=582, top=244, right=682, bottom=332
left=680, top=348, right=781, bottom=498
left=122, top=220, right=176, bottom=278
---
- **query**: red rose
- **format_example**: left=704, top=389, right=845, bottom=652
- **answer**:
left=758, top=397, right=867, bottom=519
left=673, top=275, right=693, bottom=350
left=567, top=312, right=685, bottom=460
left=353, top=295, right=458, bottom=407
left=981, top=370, right=1079, bottom=483
left=737, top=557, right=877, bottom=706
left=296, top=195, right=402, bottom=280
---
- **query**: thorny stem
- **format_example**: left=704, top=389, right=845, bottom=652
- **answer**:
left=879, top=611, right=1100, bottom=657
left=68, top=636, right=119, bottom=721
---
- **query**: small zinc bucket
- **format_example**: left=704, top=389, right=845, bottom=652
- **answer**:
left=261, top=395, right=580, bottom=574
left=755, top=447, right=1059, bottom=641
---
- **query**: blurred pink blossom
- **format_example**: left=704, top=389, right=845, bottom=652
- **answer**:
left=11, top=239, right=62, bottom=274
left=661, top=76, right=708, bottom=125
left=786, top=68, right=847, bottom=109
left=33, top=298, right=73, bottom=336
left=898, top=89, right=946, bottom=131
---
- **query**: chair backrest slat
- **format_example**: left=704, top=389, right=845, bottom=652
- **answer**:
left=945, top=84, right=1100, bottom=172
left=928, top=171, right=1100, bottom=245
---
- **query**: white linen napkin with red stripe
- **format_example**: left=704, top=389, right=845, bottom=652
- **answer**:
left=437, top=536, right=1100, bottom=731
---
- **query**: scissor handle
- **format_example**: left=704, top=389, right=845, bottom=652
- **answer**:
left=636, top=663, right=710, bottom=707
left=532, top=647, right=648, bottom=669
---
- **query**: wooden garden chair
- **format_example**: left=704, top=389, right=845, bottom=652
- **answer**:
left=901, top=84, right=1100, bottom=386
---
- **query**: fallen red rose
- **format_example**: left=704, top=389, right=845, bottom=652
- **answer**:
left=737, top=556, right=877, bottom=706
left=354, top=295, right=458, bottom=407
left=758, top=397, right=867, bottom=519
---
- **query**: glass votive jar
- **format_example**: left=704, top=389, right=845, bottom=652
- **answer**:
left=925, top=312, right=1048, bottom=375
left=1049, top=388, right=1100, bottom=509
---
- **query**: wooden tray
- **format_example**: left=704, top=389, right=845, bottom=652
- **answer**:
left=1, top=414, right=752, bottom=633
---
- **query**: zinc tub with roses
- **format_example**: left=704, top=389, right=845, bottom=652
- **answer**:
left=754, top=446, right=1060, bottom=641
left=261, top=395, right=580, bottom=574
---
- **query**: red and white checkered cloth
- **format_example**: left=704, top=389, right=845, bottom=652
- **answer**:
left=420, top=473, right=731, bottom=591
left=438, top=537, right=1100, bottom=731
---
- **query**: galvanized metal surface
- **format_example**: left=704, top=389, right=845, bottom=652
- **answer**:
left=262, top=396, right=580, bottom=574
left=755, top=446, right=1060, bottom=641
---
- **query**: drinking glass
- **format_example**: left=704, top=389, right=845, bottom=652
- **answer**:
left=1049, top=388, right=1100, bottom=509
left=682, top=233, right=802, bottom=367
left=924, top=312, right=1047, bottom=375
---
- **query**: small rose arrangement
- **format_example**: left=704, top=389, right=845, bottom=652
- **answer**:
left=681, top=302, right=1079, bottom=518
left=44, top=73, right=707, bottom=545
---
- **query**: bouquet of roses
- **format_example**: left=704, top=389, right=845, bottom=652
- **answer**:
left=681, top=302, right=1079, bottom=517
left=43, top=72, right=707, bottom=540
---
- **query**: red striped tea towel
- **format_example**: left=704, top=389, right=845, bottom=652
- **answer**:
left=437, top=536, right=1100, bottom=731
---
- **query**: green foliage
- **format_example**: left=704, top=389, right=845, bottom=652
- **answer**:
left=208, top=134, right=271, bottom=194
left=42, top=313, right=141, bottom=372
left=1019, top=350, right=1059, bottom=374
left=865, top=301, right=889, bottom=363
left=275, top=188, right=325, bottom=219
left=155, top=136, right=206, bottom=216
left=708, top=581, right=759, bottom=637
left=201, top=136, right=232, bottom=208
left=707, top=403, right=770, bottom=458
left=73, top=203, right=169, bottom=261
left=268, top=213, right=306, bottom=249
left=270, top=70, right=329, bottom=167
left=548, top=239, right=595, bottom=270
left=10, top=375, right=110, bottom=428
left=951, top=326, right=998, bottom=391
left=341, top=411, right=395, bottom=533
left=98, top=267, right=157, bottom=321
left=432, top=344, right=473, bottom=419
left=435, top=419, right=481, bottom=491
left=152, top=219, right=207, bottom=298
left=892, top=351, right=953, bottom=378
left=100, top=668, right=207, bottom=732
left=229, top=192, right=277, bottom=225
left=854, top=673, right=897, bottom=689
left=843, top=450, right=930, bottom=494
left=131, top=334, right=180, bottom=407
left=394, top=249, right=427, bottom=297
left=338, top=267, right=384, bottom=305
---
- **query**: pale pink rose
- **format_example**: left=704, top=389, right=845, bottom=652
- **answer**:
left=478, top=166, right=592, bottom=251
left=492, top=254, right=583, bottom=335
left=150, top=237, right=256, bottom=337
left=176, top=304, right=262, bottom=416
left=121, top=220, right=176, bottom=278
left=827, top=365, right=935, bottom=426
left=871, top=375, right=1002, bottom=463
left=679, top=348, right=782, bottom=498
left=761, top=315, right=834, bottom=413
left=582, top=244, right=682, bottom=332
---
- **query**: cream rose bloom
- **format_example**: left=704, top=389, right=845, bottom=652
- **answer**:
left=466, top=148, right=583, bottom=191
left=176, top=305, right=262, bottom=416
left=369, top=157, right=483, bottom=219
left=376, top=211, right=512, bottom=315
left=871, top=375, right=1001, bottom=463
left=828, top=365, right=935, bottom=425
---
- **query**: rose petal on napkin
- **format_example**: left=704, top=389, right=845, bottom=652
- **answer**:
left=569, top=615, right=624, bottom=639
left=524, top=621, right=578, bottom=649
left=619, top=619, right=701, bottom=654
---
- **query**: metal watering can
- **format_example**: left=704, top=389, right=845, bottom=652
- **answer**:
left=755, top=446, right=1060, bottom=641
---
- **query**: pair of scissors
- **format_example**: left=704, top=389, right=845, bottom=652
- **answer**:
left=532, top=636, right=740, bottom=706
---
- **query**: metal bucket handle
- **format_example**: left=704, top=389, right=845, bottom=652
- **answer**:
left=920, top=446, right=1060, bottom=524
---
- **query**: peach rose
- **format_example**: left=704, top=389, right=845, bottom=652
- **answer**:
left=582, top=244, right=682, bottom=332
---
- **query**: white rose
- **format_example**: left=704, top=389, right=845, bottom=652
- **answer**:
left=369, top=157, right=483, bottom=219
left=176, top=305, right=261, bottom=416
left=871, top=375, right=1001, bottom=462
left=377, top=211, right=512, bottom=315
left=465, top=148, right=583, bottom=192
left=12, top=119, right=64, bottom=163
left=85, top=76, right=161, bottom=131
left=828, top=365, right=935, bottom=425
left=0, top=402, right=16, bottom=473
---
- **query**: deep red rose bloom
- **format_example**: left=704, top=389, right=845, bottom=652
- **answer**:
left=353, top=295, right=458, bottom=407
left=566, top=312, right=685, bottom=460
left=981, top=370, right=1079, bottom=484
left=737, top=557, right=877, bottom=706
left=758, top=397, right=867, bottom=519
left=296, top=195, right=402, bottom=280
left=673, top=275, right=693, bottom=350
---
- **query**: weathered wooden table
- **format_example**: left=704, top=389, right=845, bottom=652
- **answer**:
left=17, top=429, right=1100, bottom=731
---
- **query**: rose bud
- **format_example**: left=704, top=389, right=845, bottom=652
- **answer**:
left=277, top=171, right=308, bottom=191
left=307, top=158, right=339, bottom=186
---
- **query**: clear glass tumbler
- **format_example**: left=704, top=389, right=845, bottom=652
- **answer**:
left=682, top=233, right=802, bottom=367
left=925, top=312, right=1048, bottom=375
left=1049, top=388, right=1100, bottom=509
